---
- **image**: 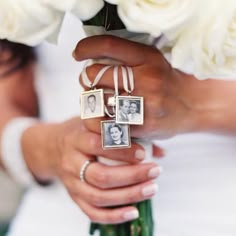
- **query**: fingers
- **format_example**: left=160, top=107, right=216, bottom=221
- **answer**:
left=73, top=35, right=145, bottom=65
left=79, top=64, right=130, bottom=90
left=72, top=197, right=139, bottom=224
left=73, top=35, right=152, bottom=65
left=65, top=150, right=161, bottom=188
left=76, top=131, right=146, bottom=163
left=70, top=178, right=158, bottom=208
left=85, top=162, right=161, bottom=189
left=79, top=63, right=163, bottom=95
left=65, top=162, right=159, bottom=224
left=62, top=153, right=160, bottom=224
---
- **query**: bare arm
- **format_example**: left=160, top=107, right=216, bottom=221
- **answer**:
left=0, top=44, right=163, bottom=223
left=0, top=61, right=38, bottom=169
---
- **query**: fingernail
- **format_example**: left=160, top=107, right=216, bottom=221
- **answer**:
left=123, top=209, right=139, bottom=221
left=148, top=166, right=163, bottom=178
left=135, top=149, right=145, bottom=161
left=142, top=183, right=158, bottom=197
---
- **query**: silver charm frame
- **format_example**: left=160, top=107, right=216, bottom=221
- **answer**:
left=101, top=120, right=131, bottom=150
left=81, top=89, right=105, bottom=119
left=115, top=96, right=144, bottom=125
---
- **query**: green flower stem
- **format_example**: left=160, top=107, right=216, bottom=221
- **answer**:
left=147, top=200, right=154, bottom=235
left=90, top=222, right=99, bottom=235
left=139, top=201, right=149, bottom=236
left=83, top=2, right=124, bottom=30
left=101, top=224, right=117, bottom=236
left=131, top=217, right=139, bottom=236
left=118, top=222, right=129, bottom=236
left=84, top=2, right=153, bottom=235
left=89, top=199, right=153, bottom=236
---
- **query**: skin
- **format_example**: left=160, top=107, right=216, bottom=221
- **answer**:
left=3, top=35, right=236, bottom=225
left=109, top=126, right=123, bottom=144
left=0, top=47, right=164, bottom=224
left=130, top=102, right=138, bottom=114
left=121, top=100, right=130, bottom=115
left=87, top=95, right=96, bottom=112
left=0, top=61, right=38, bottom=170
left=73, top=35, right=236, bottom=139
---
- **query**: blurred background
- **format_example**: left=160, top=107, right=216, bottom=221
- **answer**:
left=0, top=170, right=23, bottom=236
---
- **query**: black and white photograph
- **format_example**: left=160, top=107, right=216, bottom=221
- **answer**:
left=81, top=89, right=105, bottom=119
left=101, top=120, right=131, bottom=149
left=116, top=96, right=144, bottom=125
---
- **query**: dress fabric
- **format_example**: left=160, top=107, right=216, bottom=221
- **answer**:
left=7, top=13, right=236, bottom=236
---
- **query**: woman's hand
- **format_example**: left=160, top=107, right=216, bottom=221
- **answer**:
left=73, top=35, right=236, bottom=138
left=73, top=35, right=196, bottom=139
left=22, top=117, right=163, bottom=223
left=0, top=44, right=163, bottom=224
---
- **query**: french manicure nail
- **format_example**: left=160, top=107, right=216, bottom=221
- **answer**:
left=142, top=183, right=158, bottom=197
left=123, top=209, right=139, bottom=221
left=135, top=149, right=145, bottom=160
left=148, top=166, right=163, bottom=178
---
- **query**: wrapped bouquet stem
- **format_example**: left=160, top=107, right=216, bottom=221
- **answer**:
left=90, top=200, right=153, bottom=236
left=91, top=140, right=154, bottom=236
left=81, top=4, right=157, bottom=236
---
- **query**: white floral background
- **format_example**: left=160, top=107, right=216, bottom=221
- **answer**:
left=0, top=0, right=236, bottom=79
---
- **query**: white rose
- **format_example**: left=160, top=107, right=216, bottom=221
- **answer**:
left=40, top=0, right=77, bottom=11
left=116, top=0, right=198, bottom=38
left=72, top=0, right=104, bottom=20
left=0, top=0, right=65, bottom=46
left=0, top=0, right=104, bottom=46
left=171, top=0, right=236, bottom=80
left=105, top=0, right=119, bottom=4
left=43, top=0, right=104, bottom=20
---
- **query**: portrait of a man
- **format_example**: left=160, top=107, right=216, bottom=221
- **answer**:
left=117, top=99, right=130, bottom=122
left=81, top=89, right=104, bottom=119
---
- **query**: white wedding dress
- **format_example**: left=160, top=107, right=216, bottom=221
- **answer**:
left=7, top=14, right=236, bottom=236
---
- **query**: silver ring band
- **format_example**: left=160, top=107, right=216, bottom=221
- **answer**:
left=80, top=160, right=93, bottom=183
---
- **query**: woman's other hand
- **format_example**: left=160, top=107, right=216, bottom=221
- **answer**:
left=0, top=41, right=163, bottom=224
left=22, top=117, right=162, bottom=224
left=73, top=35, right=236, bottom=138
left=73, top=35, right=195, bottom=139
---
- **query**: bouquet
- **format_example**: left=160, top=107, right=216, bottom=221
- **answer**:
left=82, top=3, right=155, bottom=236
left=1, top=1, right=236, bottom=236
left=1, top=0, right=236, bottom=79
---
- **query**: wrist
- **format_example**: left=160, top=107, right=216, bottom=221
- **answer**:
left=22, top=122, right=60, bottom=183
left=1, top=117, right=39, bottom=186
left=176, top=71, right=236, bottom=134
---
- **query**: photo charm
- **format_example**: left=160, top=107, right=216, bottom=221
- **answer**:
left=101, top=120, right=131, bottom=149
left=116, top=96, right=144, bottom=125
left=80, top=89, right=105, bottom=119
